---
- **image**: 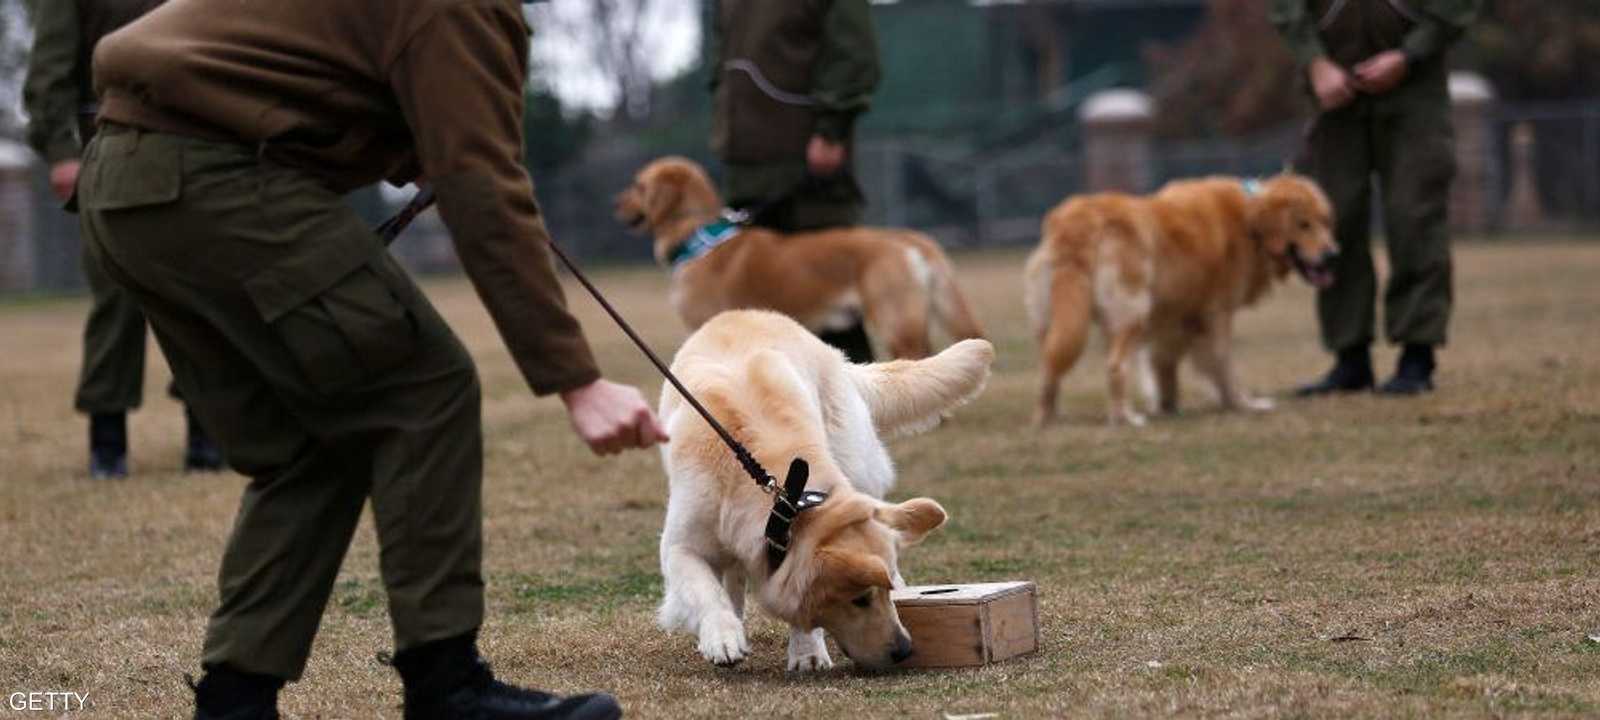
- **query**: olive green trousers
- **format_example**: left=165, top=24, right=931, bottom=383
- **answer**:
left=78, top=126, right=484, bottom=680
left=1303, top=96, right=1456, bottom=352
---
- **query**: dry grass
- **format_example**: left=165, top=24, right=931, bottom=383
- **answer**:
left=1, top=240, right=1598, bottom=719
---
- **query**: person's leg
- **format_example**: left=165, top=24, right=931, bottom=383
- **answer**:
left=1296, top=107, right=1378, bottom=395
left=78, top=128, right=479, bottom=699
left=85, top=129, right=616, bottom=719
left=1373, top=102, right=1456, bottom=394
left=788, top=174, right=875, bottom=361
left=74, top=242, right=147, bottom=477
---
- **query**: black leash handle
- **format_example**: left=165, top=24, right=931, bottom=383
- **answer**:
left=376, top=188, right=777, bottom=492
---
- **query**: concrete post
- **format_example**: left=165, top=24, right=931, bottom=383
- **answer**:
left=1079, top=89, right=1154, bottom=194
left=1448, top=71, right=1495, bottom=234
left=0, top=140, right=37, bottom=294
left=1502, top=122, right=1546, bottom=230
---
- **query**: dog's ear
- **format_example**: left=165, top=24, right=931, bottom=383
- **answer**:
left=874, top=498, right=948, bottom=548
left=642, top=169, right=683, bottom=225
left=1247, top=195, right=1290, bottom=256
left=818, top=549, right=894, bottom=593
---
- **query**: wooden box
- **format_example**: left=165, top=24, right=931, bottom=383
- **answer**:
left=891, top=581, right=1039, bottom=668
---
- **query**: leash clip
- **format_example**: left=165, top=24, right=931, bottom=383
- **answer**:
left=719, top=207, right=752, bottom=226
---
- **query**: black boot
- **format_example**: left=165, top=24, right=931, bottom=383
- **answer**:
left=395, top=633, right=621, bottom=720
left=1377, top=344, right=1436, bottom=395
left=190, top=664, right=284, bottom=720
left=817, top=319, right=875, bottom=364
left=1293, top=346, right=1375, bottom=397
left=184, top=406, right=225, bottom=473
left=89, top=412, right=129, bottom=479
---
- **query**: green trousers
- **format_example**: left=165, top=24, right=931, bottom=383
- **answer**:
left=73, top=115, right=179, bottom=414
left=78, top=127, right=484, bottom=680
left=74, top=241, right=152, bottom=412
left=1304, top=96, right=1456, bottom=351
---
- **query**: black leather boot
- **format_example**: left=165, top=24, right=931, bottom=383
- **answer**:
left=184, top=406, right=225, bottom=472
left=395, top=633, right=621, bottom=720
left=1377, top=344, right=1436, bottom=395
left=89, top=412, right=129, bottom=479
left=1293, top=346, right=1375, bottom=397
left=190, top=664, right=284, bottom=720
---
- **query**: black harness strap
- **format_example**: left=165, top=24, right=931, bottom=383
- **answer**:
left=376, top=188, right=826, bottom=570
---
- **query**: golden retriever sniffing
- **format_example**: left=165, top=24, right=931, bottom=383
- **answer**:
left=616, top=157, right=985, bottom=359
left=1024, top=174, right=1338, bottom=427
left=657, top=310, right=993, bottom=670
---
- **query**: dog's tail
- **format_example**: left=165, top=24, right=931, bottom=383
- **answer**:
left=1025, top=201, right=1100, bottom=378
left=846, top=338, right=995, bottom=438
left=913, top=238, right=986, bottom=343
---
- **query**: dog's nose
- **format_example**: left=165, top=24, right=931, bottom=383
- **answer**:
left=890, top=633, right=914, bottom=664
left=1320, top=247, right=1340, bottom=264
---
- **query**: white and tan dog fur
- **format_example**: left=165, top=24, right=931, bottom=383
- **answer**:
left=656, top=310, right=993, bottom=670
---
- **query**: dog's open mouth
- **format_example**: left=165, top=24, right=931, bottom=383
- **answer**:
left=1301, top=262, right=1335, bottom=289
left=1290, top=247, right=1336, bottom=289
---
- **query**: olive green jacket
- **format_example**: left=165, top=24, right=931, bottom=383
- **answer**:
left=1269, top=0, right=1482, bottom=68
left=710, top=0, right=881, bottom=165
left=23, top=0, right=164, bottom=163
left=92, top=0, right=599, bottom=395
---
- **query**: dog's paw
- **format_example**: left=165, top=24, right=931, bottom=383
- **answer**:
left=787, top=647, right=834, bottom=672
left=787, top=628, right=834, bottom=672
left=697, top=614, right=749, bottom=667
left=1241, top=396, right=1276, bottom=412
left=1114, top=410, right=1148, bottom=428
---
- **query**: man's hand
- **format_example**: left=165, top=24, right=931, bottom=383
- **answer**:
left=806, top=135, right=847, bottom=177
left=1308, top=57, right=1357, bottom=111
left=560, top=379, right=669, bottom=456
left=1352, top=50, right=1409, bottom=95
left=49, top=160, right=81, bottom=202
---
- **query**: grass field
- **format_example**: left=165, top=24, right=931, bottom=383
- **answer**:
left=1, top=240, right=1598, bottom=718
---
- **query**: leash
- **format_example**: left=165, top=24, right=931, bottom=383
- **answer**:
left=375, top=187, right=825, bottom=570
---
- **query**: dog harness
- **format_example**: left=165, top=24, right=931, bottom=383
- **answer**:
left=763, top=459, right=829, bottom=571
left=667, top=218, right=742, bottom=267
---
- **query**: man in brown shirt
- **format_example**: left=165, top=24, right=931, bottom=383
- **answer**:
left=80, top=1, right=663, bottom=717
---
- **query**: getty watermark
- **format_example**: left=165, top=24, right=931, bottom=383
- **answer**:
left=8, top=692, right=91, bottom=712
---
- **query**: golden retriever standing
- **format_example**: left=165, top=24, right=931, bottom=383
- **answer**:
left=657, top=310, right=993, bottom=670
left=1025, top=174, right=1338, bottom=427
left=616, top=157, right=985, bottom=360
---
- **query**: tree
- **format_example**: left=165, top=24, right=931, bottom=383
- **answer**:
left=525, top=0, right=700, bottom=122
left=1462, top=0, right=1600, bottom=101
left=0, top=0, right=33, bottom=141
left=523, top=84, right=594, bottom=175
left=1143, top=0, right=1304, bottom=138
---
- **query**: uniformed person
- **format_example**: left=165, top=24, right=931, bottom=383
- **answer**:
left=710, top=0, right=882, bottom=362
left=22, top=0, right=222, bottom=477
left=1271, top=0, right=1482, bottom=395
left=80, top=1, right=665, bottom=718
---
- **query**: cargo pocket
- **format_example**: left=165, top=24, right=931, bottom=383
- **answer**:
left=246, top=247, right=420, bottom=397
left=78, top=130, right=183, bottom=212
